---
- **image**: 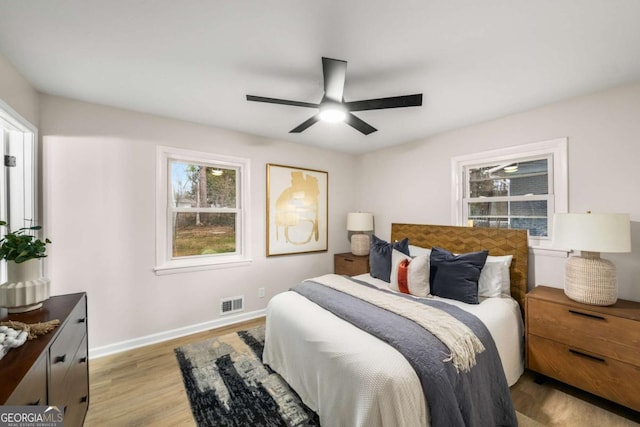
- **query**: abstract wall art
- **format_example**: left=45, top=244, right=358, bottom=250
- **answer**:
left=266, top=164, right=328, bottom=256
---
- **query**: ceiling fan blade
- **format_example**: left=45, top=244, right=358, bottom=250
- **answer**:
left=345, top=113, right=377, bottom=135
left=290, top=114, right=321, bottom=133
left=345, top=93, right=423, bottom=112
left=246, top=95, right=319, bottom=109
left=322, top=57, right=347, bottom=102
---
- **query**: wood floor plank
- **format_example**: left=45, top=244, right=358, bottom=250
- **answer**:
left=84, top=318, right=264, bottom=427
left=85, top=317, right=639, bottom=426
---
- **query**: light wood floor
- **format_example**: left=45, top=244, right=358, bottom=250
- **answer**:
left=85, top=318, right=640, bottom=427
left=85, top=318, right=265, bottom=427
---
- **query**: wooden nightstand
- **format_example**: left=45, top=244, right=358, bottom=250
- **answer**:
left=526, top=285, right=640, bottom=411
left=334, top=252, right=370, bottom=276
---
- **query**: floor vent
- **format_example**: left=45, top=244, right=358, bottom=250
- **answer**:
left=220, top=296, right=244, bottom=315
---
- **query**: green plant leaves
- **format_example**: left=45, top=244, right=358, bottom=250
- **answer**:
left=0, top=220, right=51, bottom=263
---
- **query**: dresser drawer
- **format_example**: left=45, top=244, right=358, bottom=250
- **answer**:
left=49, top=333, right=88, bottom=404
left=528, top=334, right=640, bottom=411
left=527, top=297, right=640, bottom=366
left=5, top=353, right=47, bottom=406
left=53, top=334, right=89, bottom=427
left=0, top=293, right=88, bottom=425
left=49, top=297, right=87, bottom=392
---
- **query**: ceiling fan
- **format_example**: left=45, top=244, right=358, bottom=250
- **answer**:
left=246, top=57, right=423, bottom=135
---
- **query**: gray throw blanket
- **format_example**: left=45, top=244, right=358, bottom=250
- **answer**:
left=292, top=277, right=517, bottom=427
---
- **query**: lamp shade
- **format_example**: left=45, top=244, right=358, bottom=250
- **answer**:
left=347, top=212, right=373, bottom=232
left=553, top=213, right=631, bottom=253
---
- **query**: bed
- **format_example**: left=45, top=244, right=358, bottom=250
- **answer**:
left=263, top=223, right=528, bottom=427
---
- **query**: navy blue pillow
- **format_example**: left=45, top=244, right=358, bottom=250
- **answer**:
left=369, top=235, right=410, bottom=283
left=429, top=246, right=488, bottom=304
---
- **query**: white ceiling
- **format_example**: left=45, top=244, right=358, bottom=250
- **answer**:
left=1, top=1, right=640, bottom=154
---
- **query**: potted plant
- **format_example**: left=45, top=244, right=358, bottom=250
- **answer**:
left=0, top=221, right=51, bottom=263
left=0, top=221, right=52, bottom=313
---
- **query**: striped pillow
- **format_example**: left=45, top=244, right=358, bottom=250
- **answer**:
left=389, top=249, right=430, bottom=297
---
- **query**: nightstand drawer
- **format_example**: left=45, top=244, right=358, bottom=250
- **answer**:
left=528, top=334, right=640, bottom=411
left=528, top=297, right=640, bottom=366
left=334, top=253, right=369, bottom=276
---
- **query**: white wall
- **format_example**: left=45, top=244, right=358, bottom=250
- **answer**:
left=357, top=81, right=640, bottom=301
left=7, top=46, right=640, bottom=352
left=39, top=94, right=357, bottom=352
left=0, top=54, right=39, bottom=126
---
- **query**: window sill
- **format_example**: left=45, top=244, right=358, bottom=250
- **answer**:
left=154, top=258, right=253, bottom=275
left=528, top=245, right=570, bottom=258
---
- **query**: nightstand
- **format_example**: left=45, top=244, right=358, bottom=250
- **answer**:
left=334, top=252, right=370, bottom=276
left=526, top=285, right=640, bottom=411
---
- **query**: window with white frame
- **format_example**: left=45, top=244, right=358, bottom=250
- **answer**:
left=0, top=100, right=37, bottom=284
left=155, top=146, right=251, bottom=274
left=451, top=138, right=567, bottom=245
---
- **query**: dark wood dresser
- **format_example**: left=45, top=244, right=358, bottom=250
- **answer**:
left=334, top=252, right=370, bottom=276
left=0, top=293, right=89, bottom=427
left=526, top=285, right=640, bottom=411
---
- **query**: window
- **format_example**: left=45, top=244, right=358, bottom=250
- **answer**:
left=155, top=146, right=250, bottom=274
left=451, top=138, right=567, bottom=246
left=0, top=100, right=37, bottom=283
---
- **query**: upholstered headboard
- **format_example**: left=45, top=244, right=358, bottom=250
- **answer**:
left=390, top=223, right=528, bottom=315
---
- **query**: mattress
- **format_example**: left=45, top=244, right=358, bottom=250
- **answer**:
left=262, top=273, right=524, bottom=427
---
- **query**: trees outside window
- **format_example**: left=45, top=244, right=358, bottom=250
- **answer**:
left=452, top=138, right=567, bottom=245
left=156, top=147, right=250, bottom=274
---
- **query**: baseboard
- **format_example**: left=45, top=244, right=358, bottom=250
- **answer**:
left=89, top=308, right=267, bottom=359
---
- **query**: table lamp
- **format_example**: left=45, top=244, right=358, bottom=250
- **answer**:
left=552, top=212, right=631, bottom=305
left=347, top=212, right=373, bottom=256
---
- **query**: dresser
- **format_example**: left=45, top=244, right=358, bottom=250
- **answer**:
left=334, top=252, right=370, bottom=276
left=526, top=286, right=640, bottom=411
left=0, top=293, right=89, bottom=427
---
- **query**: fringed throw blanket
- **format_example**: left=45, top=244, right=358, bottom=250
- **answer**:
left=308, top=274, right=484, bottom=372
left=292, top=274, right=517, bottom=427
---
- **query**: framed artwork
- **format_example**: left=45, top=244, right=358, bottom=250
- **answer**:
left=266, top=163, right=328, bottom=256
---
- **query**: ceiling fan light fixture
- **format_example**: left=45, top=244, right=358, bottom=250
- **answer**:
left=246, top=57, right=422, bottom=135
left=318, top=103, right=347, bottom=123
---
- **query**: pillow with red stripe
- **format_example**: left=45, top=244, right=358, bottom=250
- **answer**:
left=389, top=249, right=430, bottom=297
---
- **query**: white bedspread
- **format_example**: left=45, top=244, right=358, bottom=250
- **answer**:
left=262, top=274, right=524, bottom=427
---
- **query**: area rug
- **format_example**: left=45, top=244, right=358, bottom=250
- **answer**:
left=174, top=326, right=320, bottom=427
left=176, top=326, right=539, bottom=427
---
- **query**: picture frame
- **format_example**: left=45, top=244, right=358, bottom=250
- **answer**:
left=266, top=163, right=328, bottom=256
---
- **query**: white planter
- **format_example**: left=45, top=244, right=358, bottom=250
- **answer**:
left=0, top=259, right=50, bottom=313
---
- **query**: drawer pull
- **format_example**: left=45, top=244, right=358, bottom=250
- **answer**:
left=343, top=258, right=354, bottom=263
left=568, top=309, right=605, bottom=321
left=78, top=317, right=86, bottom=323
left=79, top=356, right=88, bottom=364
left=569, top=349, right=606, bottom=363
left=80, top=396, right=88, bottom=403
left=54, top=354, right=67, bottom=363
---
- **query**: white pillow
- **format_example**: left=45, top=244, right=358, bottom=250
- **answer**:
left=408, top=244, right=432, bottom=257
left=478, top=255, right=513, bottom=297
left=389, top=249, right=430, bottom=297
